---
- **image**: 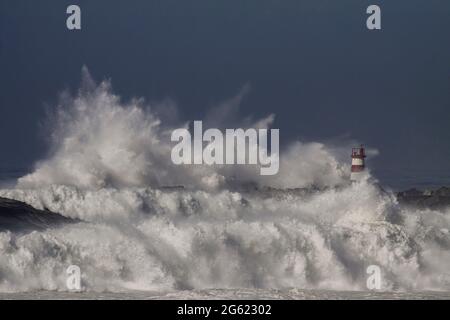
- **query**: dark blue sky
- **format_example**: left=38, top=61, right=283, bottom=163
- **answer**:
left=1, top=0, right=449, bottom=188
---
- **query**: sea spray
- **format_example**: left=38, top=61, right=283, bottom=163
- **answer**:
left=1, top=70, right=448, bottom=293
left=16, top=69, right=350, bottom=191
left=0, top=181, right=450, bottom=292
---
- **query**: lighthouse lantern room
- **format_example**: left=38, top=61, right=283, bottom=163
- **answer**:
left=350, top=145, right=366, bottom=181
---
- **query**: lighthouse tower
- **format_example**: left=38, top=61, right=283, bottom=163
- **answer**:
left=350, top=145, right=366, bottom=181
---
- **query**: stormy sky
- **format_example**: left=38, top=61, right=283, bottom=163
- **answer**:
left=0, top=0, right=449, bottom=188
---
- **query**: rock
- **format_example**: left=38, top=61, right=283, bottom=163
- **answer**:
left=433, top=186, right=450, bottom=197
left=396, top=186, right=450, bottom=209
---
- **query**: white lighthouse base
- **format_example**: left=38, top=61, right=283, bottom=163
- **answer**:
left=350, top=171, right=367, bottom=182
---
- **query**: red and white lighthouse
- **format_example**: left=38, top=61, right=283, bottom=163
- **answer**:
left=350, top=145, right=366, bottom=181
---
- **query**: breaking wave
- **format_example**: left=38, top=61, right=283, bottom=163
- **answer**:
left=16, top=68, right=350, bottom=191
left=1, top=69, right=449, bottom=293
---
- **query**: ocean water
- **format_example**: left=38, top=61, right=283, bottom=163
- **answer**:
left=1, top=181, right=450, bottom=297
left=1, top=73, right=449, bottom=299
left=1, top=288, right=450, bottom=300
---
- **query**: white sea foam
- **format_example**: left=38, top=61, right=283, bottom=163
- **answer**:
left=16, top=68, right=350, bottom=191
left=1, top=180, right=450, bottom=293
left=1, top=70, right=449, bottom=293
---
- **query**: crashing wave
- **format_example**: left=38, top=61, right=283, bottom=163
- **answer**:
left=1, top=180, right=450, bottom=292
left=1, top=69, right=449, bottom=293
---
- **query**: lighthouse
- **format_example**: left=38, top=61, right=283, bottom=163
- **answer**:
left=350, top=145, right=366, bottom=181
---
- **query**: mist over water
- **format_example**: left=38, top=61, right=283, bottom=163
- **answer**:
left=0, top=70, right=449, bottom=293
